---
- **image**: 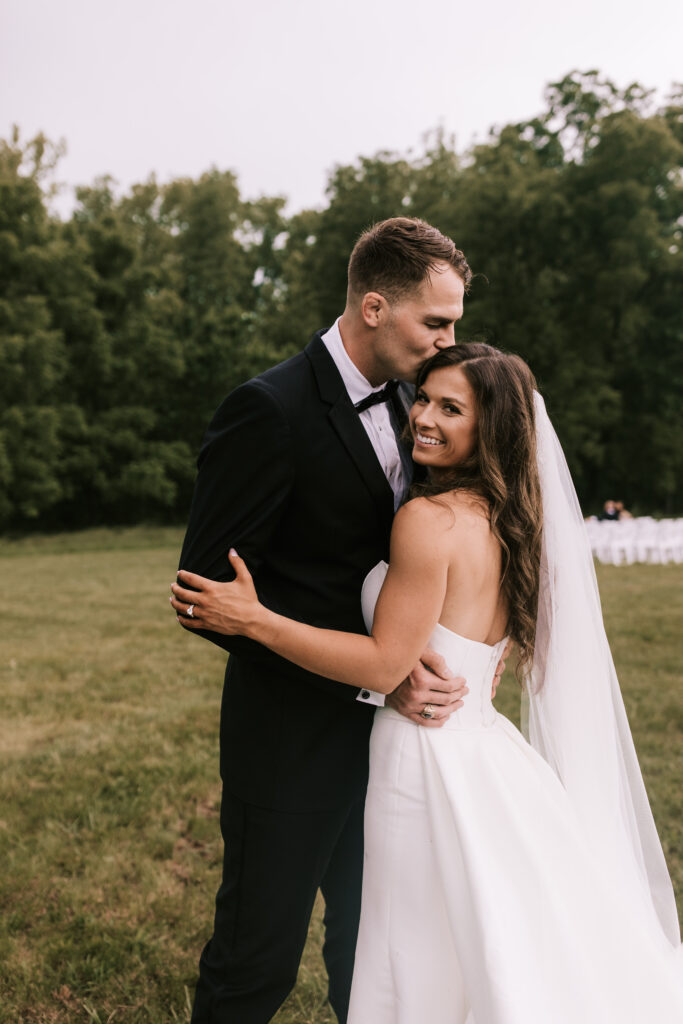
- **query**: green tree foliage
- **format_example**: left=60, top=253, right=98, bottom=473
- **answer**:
left=0, top=71, right=681, bottom=531
left=0, top=142, right=296, bottom=529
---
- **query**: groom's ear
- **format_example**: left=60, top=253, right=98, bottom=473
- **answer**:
left=361, top=291, right=386, bottom=328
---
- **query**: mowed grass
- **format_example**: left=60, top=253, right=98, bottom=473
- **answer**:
left=1, top=527, right=681, bottom=1023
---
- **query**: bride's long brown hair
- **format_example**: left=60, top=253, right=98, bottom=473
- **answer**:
left=411, top=343, right=542, bottom=673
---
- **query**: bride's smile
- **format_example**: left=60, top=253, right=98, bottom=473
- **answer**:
left=415, top=432, right=445, bottom=446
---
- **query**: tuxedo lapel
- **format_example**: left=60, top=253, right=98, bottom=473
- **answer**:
left=328, top=398, right=396, bottom=515
left=393, top=381, right=413, bottom=431
left=305, top=333, right=395, bottom=517
left=389, top=382, right=417, bottom=496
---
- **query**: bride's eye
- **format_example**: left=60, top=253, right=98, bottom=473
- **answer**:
left=415, top=390, right=428, bottom=404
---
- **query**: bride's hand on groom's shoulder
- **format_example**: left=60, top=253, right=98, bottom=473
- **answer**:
left=169, top=550, right=260, bottom=637
left=385, top=648, right=468, bottom=729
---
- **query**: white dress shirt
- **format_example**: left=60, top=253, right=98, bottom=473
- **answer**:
left=321, top=318, right=405, bottom=708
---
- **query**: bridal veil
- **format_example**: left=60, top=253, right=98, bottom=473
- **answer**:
left=524, top=392, right=681, bottom=950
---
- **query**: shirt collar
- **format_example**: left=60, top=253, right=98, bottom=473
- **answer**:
left=320, top=317, right=387, bottom=406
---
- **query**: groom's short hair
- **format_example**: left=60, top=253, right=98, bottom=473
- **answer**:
left=347, top=217, right=471, bottom=303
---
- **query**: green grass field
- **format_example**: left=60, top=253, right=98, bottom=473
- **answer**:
left=1, top=527, right=681, bottom=1023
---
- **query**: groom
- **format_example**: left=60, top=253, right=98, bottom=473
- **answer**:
left=177, top=217, right=473, bottom=1023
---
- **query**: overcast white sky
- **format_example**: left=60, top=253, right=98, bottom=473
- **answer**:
left=2, top=0, right=681, bottom=216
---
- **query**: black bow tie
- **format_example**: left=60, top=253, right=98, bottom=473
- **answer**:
left=354, top=379, right=400, bottom=414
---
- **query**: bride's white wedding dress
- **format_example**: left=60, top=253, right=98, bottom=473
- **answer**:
left=348, top=560, right=683, bottom=1024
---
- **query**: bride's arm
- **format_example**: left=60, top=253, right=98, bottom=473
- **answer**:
left=171, top=500, right=448, bottom=694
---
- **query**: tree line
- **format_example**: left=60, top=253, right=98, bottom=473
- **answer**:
left=1, top=70, right=681, bottom=532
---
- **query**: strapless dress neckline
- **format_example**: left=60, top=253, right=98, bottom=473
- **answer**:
left=361, top=560, right=507, bottom=731
left=369, top=560, right=507, bottom=652
left=431, top=620, right=508, bottom=653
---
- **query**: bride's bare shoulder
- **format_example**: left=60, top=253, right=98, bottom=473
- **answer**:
left=391, top=492, right=491, bottom=557
left=388, top=497, right=456, bottom=565
left=394, top=495, right=439, bottom=517
left=397, top=492, right=489, bottom=532
left=393, top=495, right=454, bottom=532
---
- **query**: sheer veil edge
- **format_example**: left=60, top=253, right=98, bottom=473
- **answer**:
left=523, top=392, right=681, bottom=948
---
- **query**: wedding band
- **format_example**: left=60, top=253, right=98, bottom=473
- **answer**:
left=187, top=604, right=195, bottom=618
left=421, top=703, right=435, bottom=719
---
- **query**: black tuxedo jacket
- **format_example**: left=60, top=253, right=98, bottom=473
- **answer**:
left=179, top=331, right=414, bottom=811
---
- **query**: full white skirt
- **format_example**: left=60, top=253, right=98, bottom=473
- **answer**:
left=347, top=708, right=683, bottom=1024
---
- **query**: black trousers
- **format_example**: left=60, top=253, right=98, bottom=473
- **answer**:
left=190, top=790, right=365, bottom=1024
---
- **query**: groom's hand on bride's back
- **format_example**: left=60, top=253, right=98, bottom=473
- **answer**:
left=385, top=648, right=468, bottom=729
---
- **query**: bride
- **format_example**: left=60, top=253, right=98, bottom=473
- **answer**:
left=171, top=343, right=683, bottom=1022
